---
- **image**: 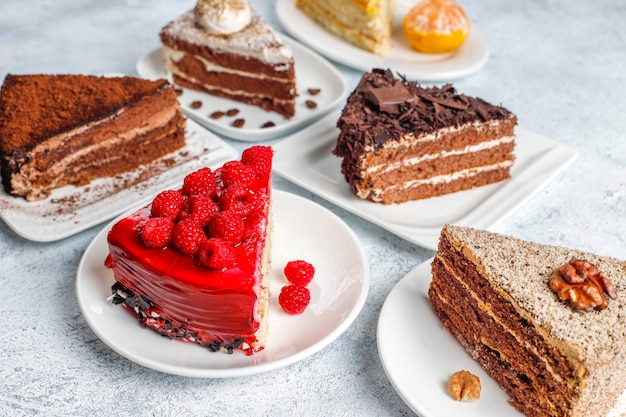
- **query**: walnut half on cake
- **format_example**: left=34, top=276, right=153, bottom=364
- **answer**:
left=429, top=224, right=626, bottom=417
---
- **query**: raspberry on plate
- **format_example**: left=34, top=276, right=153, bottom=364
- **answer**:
left=284, top=260, right=316, bottom=286
left=278, top=285, right=311, bottom=314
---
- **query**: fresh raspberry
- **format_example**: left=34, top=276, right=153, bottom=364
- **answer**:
left=150, top=189, right=184, bottom=219
left=171, top=219, right=207, bottom=255
left=278, top=285, right=311, bottom=314
left=208, top=211, right=244, bottom=244
left=141, top=217, right=174, bottom=248
left=241, top=146, right=273, bottom=178
left=182, top=167, right=217, bottom=197
left=198, top=238, right=236, bottom=269
left=220, top=160, right=256, bottom=187
left=219, top=184, right=257, bottom=217
left=180, top=194, right=219, bottom=226
left=284, top=260, right=316, bottom=286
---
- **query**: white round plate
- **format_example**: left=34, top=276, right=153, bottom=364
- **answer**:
left=77, top=190, right=369, bottom=378
left=136, top=36, right=346, bottom=142
left=377, top=259, right=523, bottom=416
left=276, top=0, right=489, bottom=82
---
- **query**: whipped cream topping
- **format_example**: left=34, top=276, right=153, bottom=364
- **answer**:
left=194, top=0, right=252, bottom=34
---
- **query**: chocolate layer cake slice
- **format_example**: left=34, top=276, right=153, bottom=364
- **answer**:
left=0, top=74, right=186, bottom=201
left=333, top=69, right=517, bottom=204
left=295, top=0, right=392, bottom=56
left=106, top=146, right=273, bottom=355
left=160, top=0, right=297, bottom=118
left=429, top=224, right=626, bottom=416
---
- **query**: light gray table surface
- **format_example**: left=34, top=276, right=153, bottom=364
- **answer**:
left=1, top=0, right=625, bottom=416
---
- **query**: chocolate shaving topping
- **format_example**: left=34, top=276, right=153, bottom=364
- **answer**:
left=363, top=83, right=415, bottom=115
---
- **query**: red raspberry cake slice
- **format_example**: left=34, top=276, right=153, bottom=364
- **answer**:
left=105, top=146, right=273, bottom=355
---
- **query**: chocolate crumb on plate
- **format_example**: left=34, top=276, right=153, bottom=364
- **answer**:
left=232, top=118, right=245, bottom=128
left=190, top=100, right=202, bottom=109
left=210, top=111, right=225, bottom=119
left=226, top=108, right=240, bottom=117
left=305, top=100, right=317, bottom=109
left=261, top=121, right=275, bottom=128
left=307, top=88, right=321, bottom=95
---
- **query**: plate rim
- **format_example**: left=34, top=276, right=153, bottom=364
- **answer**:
left=275, top=0, right=490, bottom=82
left=135, top=35, right=347, bottom=142
left=0, top=118, right=238, bottom=242
left=272, top=110, right=580, bottom=250
left=76, top=189, right=370, bottom=378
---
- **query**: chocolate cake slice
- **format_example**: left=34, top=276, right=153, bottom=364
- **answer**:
left=429, top=224, right=626, bottom=416
left=160, top=0, right=297, bottom=118
left=333, top=69, right=517, bottom=204
left=0, top=74, right=186, bottom=201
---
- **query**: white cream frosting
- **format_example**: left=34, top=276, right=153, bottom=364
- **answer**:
left=194, top=0, right=252, bottom=34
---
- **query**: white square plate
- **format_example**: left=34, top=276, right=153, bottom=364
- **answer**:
left=272, top=111, right=579, bottom=250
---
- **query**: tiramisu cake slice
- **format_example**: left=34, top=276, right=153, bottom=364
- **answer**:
left=160, top=0, right=297, bottom=118
left=333, top=69, right=517, bottom=204
left=0, top=74, right=186, bottom=201
left=429, top=224, right=626, bottom=416
left=105, top=146, right=274, bottom=355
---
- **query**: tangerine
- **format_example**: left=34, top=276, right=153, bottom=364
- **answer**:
left=403, top=0, right=471, bottom=53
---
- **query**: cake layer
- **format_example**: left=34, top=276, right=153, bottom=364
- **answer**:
left=295, top=0, right=391, bottom=56
left=0, top=74, right=186, bottom=201
left=429, top=225, right=626, bottom=417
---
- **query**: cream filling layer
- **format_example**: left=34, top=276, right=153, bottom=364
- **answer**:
left=10, top=105, right=178, bottom=199
left=366, top=136, right=515, bottom=175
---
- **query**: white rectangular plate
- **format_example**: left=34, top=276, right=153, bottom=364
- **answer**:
left=0, top=119, right=238, bottom=242
left=273, top=110, right=579, bottom=250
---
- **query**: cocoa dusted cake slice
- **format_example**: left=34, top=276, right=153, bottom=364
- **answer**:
left=429, top=224, right=626, bottom=416
left=160, top=0, right=297, bottom=119
left=105, top=146, right=274, bottom=355
left=0, top=74, right=186, bottom=201
left=333, top=69, right=517, bottom=204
